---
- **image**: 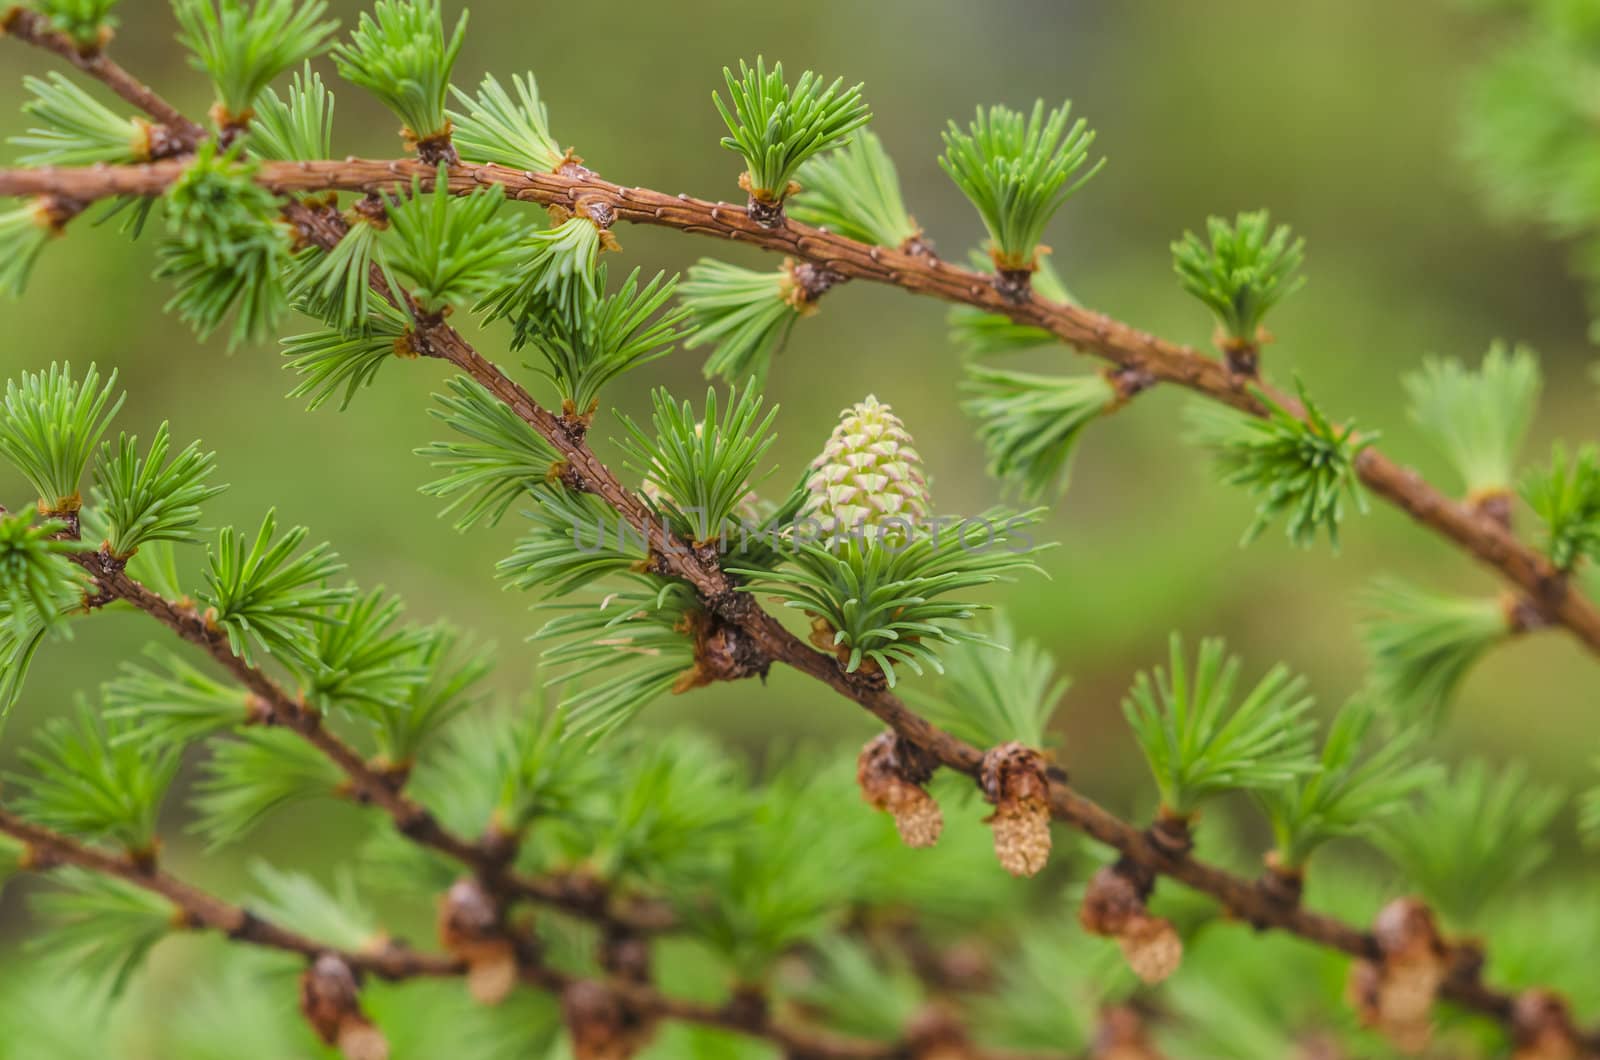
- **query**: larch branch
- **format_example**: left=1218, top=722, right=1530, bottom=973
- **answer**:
left=0, top=805, right=464, bottom=979
left=2, top=155, right=1594, bottom=653
left=65, top=548, right=676, bottom=936
left=0, top=9, right=207, bottom=149
left=264, top=180, right=1594, bottom=1051
left=0, top=27, right=1589, bottom=1042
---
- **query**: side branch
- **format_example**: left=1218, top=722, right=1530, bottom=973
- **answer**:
left=0, top=806, right=463, bottom=979
left=0, top=9, right=206, bottom=149
left=67, top=549, right=674, bottom=935
left=0, top=810, right=1014, bottom=1058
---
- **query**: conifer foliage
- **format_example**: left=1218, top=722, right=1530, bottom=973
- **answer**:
left=0, top=2, right=1595, bottom=1058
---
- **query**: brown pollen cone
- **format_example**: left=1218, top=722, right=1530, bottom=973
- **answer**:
left=300, top=954, right=389, bottom=1060
left=1347, top=898, right=1449, bottom=1053
left=979, top=742, right=1052, bottom=877
left=561, top=980, right=656, bottom=1060
left=1079, top=861, right=1183, bottom=985
left=1511, top=990, right=1583, bottom=1060
left=437, top=878, right=518, bottom=1005
left=857, top=732, right=943, bottom=847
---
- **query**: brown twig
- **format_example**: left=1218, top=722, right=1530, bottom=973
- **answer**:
left=1, top=156, right=1593, bottom=654
left=4, top=810, right=1057, bottom=1060
left=0, top=806, right=462, bottom=980
left=65, top=548, right=676, bottom=936
left=0, top=9, right=206, bottom=151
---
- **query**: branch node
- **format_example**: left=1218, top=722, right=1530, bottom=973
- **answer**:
left=670, top=608, right=771, bottom=692
left=991, top=267, right=1033, bottom=304
left=598, top=922, right=652, bottom=985
left=1511, top=989, right=1583, bottom=1060
left=1470, top=488, right=1514, bottom=531
left=408, top=125, right=458, bottom=166
left=739, top=172, right=796, bottom=229
left=1257, top=851, right=1305, bottom=910
left=1106, top=364, right=1158, bottom=407
left=898, top=230, right=936, bottom=258
left=781, top=257, right=844, bottom=311
left=1143, top=810, right=1193, bottom=862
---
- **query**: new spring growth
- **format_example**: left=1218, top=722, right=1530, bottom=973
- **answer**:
left=714, top=57, right=870, bottom=227
left=1171, top=210, right=1305, bottom=376
left=939, top=99, right=1103, bottom=299
left=333, top=0, right=466, bottom=163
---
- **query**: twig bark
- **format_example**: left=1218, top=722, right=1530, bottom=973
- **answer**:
left=66, top=548, right=676, bottom=935
left=0, top=806, right=463, bottom=979
left=0, top=9, right=206, bottom=150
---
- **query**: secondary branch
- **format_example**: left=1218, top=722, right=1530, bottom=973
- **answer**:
left=0, top=805, right=462, bottom=979
left=67, top=548, right=675, bottom=935
left=0, top=9, right=207, bottom=149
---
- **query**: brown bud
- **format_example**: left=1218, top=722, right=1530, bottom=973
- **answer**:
left=300, top=955, right=388, bottom=1059
left=979, top=742, right=1052, bottom=877
left=1348, top=898, right=1448, bottom=1053
left=1511, top=990, right=1583, bottom=1060
left=437, top=879, right=518, bottom=1006
left=1080, top=862, right=1183, bottom=984
left=857, top=733, right=943, bottom=847
left=934, top=939, right=993, bottom=992
left=561, top=980, right=654, bottom=1060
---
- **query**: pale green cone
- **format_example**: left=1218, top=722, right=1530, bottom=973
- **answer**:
left=802, top=395, right=930, bottom=542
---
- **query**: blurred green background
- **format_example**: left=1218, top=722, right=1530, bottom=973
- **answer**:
left=0, top=0, right=1596, bottom=1020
